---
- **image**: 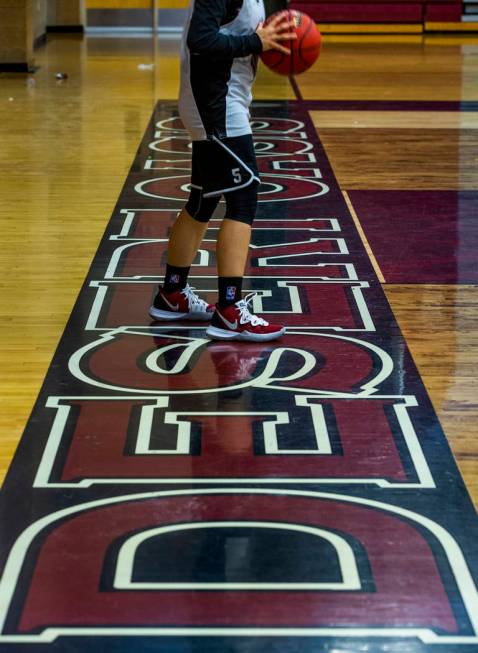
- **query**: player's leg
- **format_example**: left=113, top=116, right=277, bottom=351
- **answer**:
left=216, top=217, right=251, bottom=299
left=149, top=143, right=219, bottom=322
left=205, top=135, right=285, bottom=342
left=166, top=206, right=209, bottom=270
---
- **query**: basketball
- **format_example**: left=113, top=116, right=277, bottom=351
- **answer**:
left=260, top=10, right=322, bottom=76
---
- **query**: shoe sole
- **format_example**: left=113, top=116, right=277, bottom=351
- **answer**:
left=149, top=307, right=213, bottom=322
left=205, top=326, right=286, bottom=342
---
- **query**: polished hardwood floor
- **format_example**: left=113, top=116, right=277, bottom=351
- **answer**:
left=298, top=35, right=478, bottom=101
left=0, top=31, right=477, bottom=506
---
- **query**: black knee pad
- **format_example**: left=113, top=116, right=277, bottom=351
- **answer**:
left=223, top=180, right=259, bottom=226
left=185, top=186, right=220, bottom=223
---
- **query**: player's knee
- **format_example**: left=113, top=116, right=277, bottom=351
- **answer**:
left=224, top=181, right=258, bottom=226
left=185, top=187, right=218, bottom=223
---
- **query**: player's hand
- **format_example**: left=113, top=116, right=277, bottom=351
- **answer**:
left=256, top=13, right=297, bottom=55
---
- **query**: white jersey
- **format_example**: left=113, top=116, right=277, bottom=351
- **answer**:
left=179, top=0, right=265, bottom=141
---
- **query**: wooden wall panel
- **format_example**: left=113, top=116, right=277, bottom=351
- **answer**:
left=86, top=1, right=188, bottom=7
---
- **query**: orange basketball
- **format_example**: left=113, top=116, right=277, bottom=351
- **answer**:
left=260, top=10, right=322, bottom=76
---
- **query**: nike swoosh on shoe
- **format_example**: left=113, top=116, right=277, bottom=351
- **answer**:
left=217, top=312, right=238, bottom=330
left=161, top=295, right=180, bottom=311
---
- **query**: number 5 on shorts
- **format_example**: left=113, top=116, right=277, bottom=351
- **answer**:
left=232, top=168, right=242, bottom=184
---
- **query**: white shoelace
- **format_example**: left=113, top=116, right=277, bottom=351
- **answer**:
left=236, top=293, right=269, bottom=327
left=182, top=284, right=209, bottom=312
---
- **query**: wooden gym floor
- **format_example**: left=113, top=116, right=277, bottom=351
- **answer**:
left=1, top=31, right=476, bottom=501
left=1, top=28, right=478, bottom=652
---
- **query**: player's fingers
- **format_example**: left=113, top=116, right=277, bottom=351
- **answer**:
left=269, top=25, right=297, bottom=39
left=272, top=43, right=292, bottom=54
left=275, top=32, right=298, bottom=41
left=275, top=19, right=296, bottom=33
left=269, top=11, right=288, bottom=28
left=267, top=23, right=294, bottom=39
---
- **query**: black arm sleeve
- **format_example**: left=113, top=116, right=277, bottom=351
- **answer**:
left=187, top=0, right=263, bottom=59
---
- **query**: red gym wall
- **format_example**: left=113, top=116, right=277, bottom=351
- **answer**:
left=290, top=0, right=463, bottom=25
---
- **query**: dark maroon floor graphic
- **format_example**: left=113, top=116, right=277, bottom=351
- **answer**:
left=0, top=102, right=478, bottom=653
left=349, top=190, right=478, bottom=284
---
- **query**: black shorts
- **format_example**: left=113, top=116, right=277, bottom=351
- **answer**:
left=191, top=134, right=260, bottom=198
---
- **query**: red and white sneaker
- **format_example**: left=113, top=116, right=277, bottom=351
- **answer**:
left=206, top=293, right=286, bottom=341
left=149, top=284, right=214, bottom=321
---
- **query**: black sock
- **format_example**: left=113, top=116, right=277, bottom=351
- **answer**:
left=163, top=264, right=190, bottom=292
left=218, top=277, right=242, bottom=308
